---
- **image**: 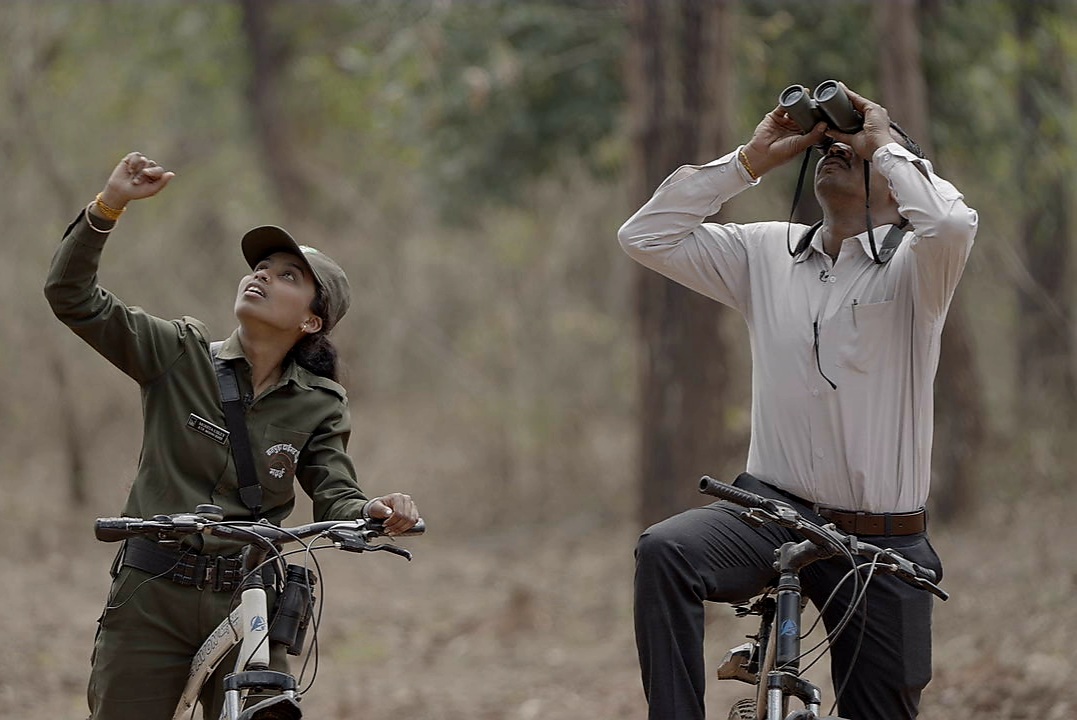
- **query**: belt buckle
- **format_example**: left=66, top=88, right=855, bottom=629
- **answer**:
left=205, top=556, right=219, bottom=592
left=194, top=554, right=211, bottom=590
left=218, top=556, right=244, bottom=593
left=209, top=555, right=238, bottom=593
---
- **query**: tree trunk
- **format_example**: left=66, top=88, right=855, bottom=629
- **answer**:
left=628, top=0, right=738, bottom=528
left=10, top=32, right=88, bottom=505
left=876, top=0, right=986, bottom=522
left=238, top=0, right=315, bottom=222
left=1014, top=0, right=1075, bottom=424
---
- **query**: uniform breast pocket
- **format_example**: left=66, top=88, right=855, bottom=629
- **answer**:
left=836, top=299, right=901, bottom=374
left=259, top=425, right=312, bottom=498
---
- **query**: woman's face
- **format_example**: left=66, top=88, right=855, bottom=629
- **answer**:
left=234, top=251, right=322, bottom=336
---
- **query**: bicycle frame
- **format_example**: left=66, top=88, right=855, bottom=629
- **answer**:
left=766, top=547, right=827, bottom=719
left=700, top=474, right=947, bottom=720
left=173, top=548, right=299, bottom=720
left=718, top=541, right=831, bottom=720
left=94, top=510, right=421, bottom=720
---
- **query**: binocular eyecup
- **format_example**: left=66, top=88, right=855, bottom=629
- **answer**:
left=779, top=80, right=863, bottom=136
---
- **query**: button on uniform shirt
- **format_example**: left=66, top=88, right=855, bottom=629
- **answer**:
left=45, top=212, right=369, bottom=553
left=618, top=143, right=978, bottom=513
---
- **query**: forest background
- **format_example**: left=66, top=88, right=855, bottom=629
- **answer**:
left=2, top=1, right=1074, bottom=719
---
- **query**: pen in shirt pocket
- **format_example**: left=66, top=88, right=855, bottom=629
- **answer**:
left=851, top=298, right=859, bottom=329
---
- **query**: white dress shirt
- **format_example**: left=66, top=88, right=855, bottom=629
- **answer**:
left=618, top=143, right=978, bottom=513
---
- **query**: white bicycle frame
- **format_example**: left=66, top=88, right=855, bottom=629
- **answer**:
left=172, top=585, right=277, bottom=720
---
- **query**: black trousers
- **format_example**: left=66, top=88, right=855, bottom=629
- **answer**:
left=633, top=474, right=943, bottom=720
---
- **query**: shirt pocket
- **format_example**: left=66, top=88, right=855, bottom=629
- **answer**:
left=258, top=425, right=312, bottom=500
left=836, top=298, right=899, bottom=374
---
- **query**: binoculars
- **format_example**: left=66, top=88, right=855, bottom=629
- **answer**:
left=779, top=80, right=863, bottom=135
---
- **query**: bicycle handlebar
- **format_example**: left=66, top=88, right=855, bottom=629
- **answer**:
left=94, top=512, right=425, bottom=549
left=699, top=475, right=948, bottom=600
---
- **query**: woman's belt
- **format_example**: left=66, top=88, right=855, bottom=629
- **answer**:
left=121, top=536, right=248, bottom=592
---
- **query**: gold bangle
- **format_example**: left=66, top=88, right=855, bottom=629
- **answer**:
left=93, top=193, right=126, bottom=221
left=84, top=202, right=114, bottom=233
left=738, top=148, right=760, bottom=182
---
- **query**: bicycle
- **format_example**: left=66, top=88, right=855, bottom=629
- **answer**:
left=94, top=505, right=425, bottom=720
left=698, top=475, right=948, bottom=720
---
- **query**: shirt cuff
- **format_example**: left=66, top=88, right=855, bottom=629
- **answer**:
left=701, top=146, right=760, bottom=186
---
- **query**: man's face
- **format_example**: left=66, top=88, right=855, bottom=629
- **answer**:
left=813, top=142, right=892, bottom=209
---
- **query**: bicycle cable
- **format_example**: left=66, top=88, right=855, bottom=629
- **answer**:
left=783, top=558, right=867, bottom=676
left=283, top=540, right=328, bottom=694
left=829, top=554, right=884, bottom=715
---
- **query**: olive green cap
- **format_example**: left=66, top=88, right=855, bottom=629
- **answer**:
left=241, top=225, right=351, bottom=332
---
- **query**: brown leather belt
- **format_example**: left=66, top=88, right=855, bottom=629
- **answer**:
left=754, top=479, right=927, bottom=537
left=817, top=507, right=926, bottom=537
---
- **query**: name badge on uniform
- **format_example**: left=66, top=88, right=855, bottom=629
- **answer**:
left=186, top=413, right=230, bottom=445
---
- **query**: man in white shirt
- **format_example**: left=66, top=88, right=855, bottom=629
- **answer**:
left=620, top=85, right=977, bottom=720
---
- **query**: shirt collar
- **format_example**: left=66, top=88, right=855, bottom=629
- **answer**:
left=215, top=329, right=311, bottom=391
left=216, top=329, right=248, bottom=362
left=793, top=223, right=905, bottom=264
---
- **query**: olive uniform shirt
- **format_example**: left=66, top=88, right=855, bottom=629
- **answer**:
left=45, top=211, right=369, bottom=554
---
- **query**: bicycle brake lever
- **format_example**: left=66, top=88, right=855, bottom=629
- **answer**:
left=330, top=530, right=413, bottom=560
left=740, top=508, right=774, bottom=527
left=872, top=559, right=950, bottom=601
left=919, top=578, right=949, bottom=601
left=367, top=543, right=413, bottom=561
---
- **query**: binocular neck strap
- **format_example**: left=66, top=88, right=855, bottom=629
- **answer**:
left=789, top=153, right=903, bottom=265
left=786, top=149, right=816, bottom=257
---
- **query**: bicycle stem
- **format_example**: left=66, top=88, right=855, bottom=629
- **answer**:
left=774, top=569, right=803, bottom=672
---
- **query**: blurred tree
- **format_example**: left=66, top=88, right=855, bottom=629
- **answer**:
left=407, top=0, right=626, bottom=222
left=7, top=14, right=89, bottom=505
left=876, top=0, right=986, bottom=522
left=628, top=0, right=739, bottom=528
left=1014, top=0, right=1076, bottom=423
left=238, top=0, right=317, bottom=224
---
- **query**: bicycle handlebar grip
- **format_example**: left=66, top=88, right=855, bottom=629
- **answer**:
left=698, top=476, right=767, bottom=508
left=94, top=517, right=142, bottom=542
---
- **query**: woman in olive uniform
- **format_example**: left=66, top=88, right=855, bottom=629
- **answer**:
left=45, top=151, right=420, bottom=720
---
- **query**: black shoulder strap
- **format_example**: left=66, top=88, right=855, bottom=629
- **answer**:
left=792, top=221, right=906, bottom=263
left=874, top=222, right=907, bottom=264
left=210, top=341, right=262, bottom=517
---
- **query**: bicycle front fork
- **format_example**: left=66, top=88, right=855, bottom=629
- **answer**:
left=766, top=670, right=822, bottom=718
left=222, top=670, right=302, bottom=720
